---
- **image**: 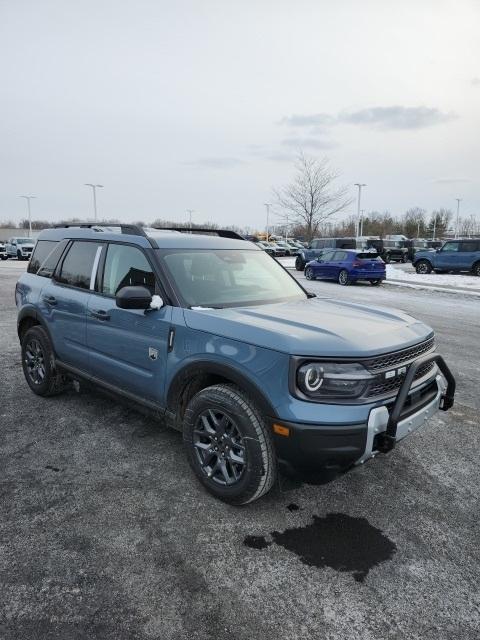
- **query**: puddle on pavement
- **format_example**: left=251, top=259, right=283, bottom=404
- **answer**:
left=244, top=512, right=396, bottom=582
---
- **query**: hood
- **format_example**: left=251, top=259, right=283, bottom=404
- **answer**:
left=183, top=297, right=433, bottom=357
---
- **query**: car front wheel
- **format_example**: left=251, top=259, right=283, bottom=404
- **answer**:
left=183, top=384, right=277, bottom=505
left=415, top=260, right=432, bottom=274
left=338, top=269, right=349, bottom=286
left=305, top=266, right=316, bottom=280
left=295, top=257, right=304, bottom=271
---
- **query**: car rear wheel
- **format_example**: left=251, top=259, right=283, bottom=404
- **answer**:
left=21, top=326, right=67, bottom=396
left=401, top=254, right=408, bottom=263
left=183, top=384, right=277, bottom=505
left=383, top=254, right=391, bottom=263
left=472, top=262, right=480, bottom=277
left=305, top=266, right=315, bottom=280
left=415, top=260, right=432, bottom=274
left=338, top=269, right=349, bottom=286
left=295, top=257, right=304, bottom=271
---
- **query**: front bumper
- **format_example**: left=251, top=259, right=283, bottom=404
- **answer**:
left=273, top=353, right=455, bottom=473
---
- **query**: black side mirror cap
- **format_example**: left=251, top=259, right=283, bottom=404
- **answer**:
left=116, top=286, right=153, bottom=310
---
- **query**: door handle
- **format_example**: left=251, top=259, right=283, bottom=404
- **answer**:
left=90, top=309, right=110, bottom=321
left=42, top=295, right=57, bottom=305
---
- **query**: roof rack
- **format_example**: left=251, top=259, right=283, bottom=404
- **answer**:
left=152, top=227, right=245, bottom=240
left=52, top=223, right=158, bottom=248
left=53, top=223, right=148, bottom=236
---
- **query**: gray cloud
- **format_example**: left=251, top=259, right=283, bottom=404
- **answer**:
left=184, top=157, right=245, bottom=169
left=280, top=113, right=336, bottom=127
left=338, top=106, right=456, bottom=129
left=472, top=77, right=480, bottom=87
left=281, top=137, right=336, bottom=149
left=265, top=151, right=295, bottom=163
left=280, top=105, right=456, bottom=131
left=432, top=177, right=471, bottom=184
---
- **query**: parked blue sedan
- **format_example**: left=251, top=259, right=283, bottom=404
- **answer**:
left=304, top=249, right=386, bottom=286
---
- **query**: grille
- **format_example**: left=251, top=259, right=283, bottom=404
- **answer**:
left=368, top=360, right=436, bottom=397
left=365, top=337, right=435, bottom=372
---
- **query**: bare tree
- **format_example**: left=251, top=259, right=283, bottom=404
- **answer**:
left=273, top=152, right=352, bottom=241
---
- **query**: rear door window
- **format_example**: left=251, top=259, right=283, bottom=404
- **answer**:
left=57, top=241, right=103, bottom=290
left=28, top=240, right=58, bottom=273
left=460, top=241, right=478, bottom=252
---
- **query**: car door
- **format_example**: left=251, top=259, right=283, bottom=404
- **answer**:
left=314, top=250, right=336, bottom=278
left=434, top=241, right=461, bottom=270
left=329, top=251, right=348, bottom=279
left=86, top=242, right=172, bottom=403
left=458, top=241, right=478, bottom=271
left=39, top=240, right=104, bottom=371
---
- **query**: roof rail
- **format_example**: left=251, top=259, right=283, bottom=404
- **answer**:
left=52, top=223, right=158, bottom=248
left=153, top=227, right=245, bottom=240
left=53, top=222, right=147, bottom=236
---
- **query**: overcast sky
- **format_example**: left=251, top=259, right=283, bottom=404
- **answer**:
left=1, top=0, right=479, bottom=229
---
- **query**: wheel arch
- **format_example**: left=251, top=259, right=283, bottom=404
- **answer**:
left=166, top=359, right=278, bottom=428
left=17, top=307, right=53, bottom=345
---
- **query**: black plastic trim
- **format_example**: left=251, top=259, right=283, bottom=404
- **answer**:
left=377, top=353, right=455, bottom=452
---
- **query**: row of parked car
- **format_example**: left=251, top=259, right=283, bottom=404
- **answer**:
left=0, top=237, right=36, bottom=260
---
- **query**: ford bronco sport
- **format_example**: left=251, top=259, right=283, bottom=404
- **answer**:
left=16, top=224, right=455, bottom=505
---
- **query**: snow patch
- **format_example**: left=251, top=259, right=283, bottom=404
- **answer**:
left=386, top=265, right=480, bottom=290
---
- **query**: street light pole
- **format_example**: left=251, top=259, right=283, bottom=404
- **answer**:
left=186, top=209, right=194, bottom=229
left=84, top=184, right=104, bottom=222
left=264, top=203, right=272, bottom=241
left=455, top=198, right=462, bottom=239
left=19, top=195, right=36, bottom=237
left=354, top=183, right=366, bottom=239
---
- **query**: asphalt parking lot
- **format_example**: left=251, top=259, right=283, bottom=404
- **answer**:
left=1, top=260, right=479, bottom=640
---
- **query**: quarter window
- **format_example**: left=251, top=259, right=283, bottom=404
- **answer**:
left=28, top=240, right=58, bottom=274
left=102, top=244, right=155, bottom=296
left=57, top=241, right=103, bottom=289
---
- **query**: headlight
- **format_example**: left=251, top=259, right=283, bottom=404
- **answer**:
left=296, top=362, right=372, bottom=399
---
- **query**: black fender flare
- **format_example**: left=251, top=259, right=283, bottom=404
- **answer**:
left=17, top=306, right=53, bottom=345
left=166, top=359, right=279, bottom=418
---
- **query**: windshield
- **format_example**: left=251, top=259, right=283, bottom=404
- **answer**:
left=161, top=249, right=306, bottom=308
left=16, top=238, right=32, bottom=244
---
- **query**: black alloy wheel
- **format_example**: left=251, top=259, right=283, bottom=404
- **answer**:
left=24, top=338, right=46, bottom=386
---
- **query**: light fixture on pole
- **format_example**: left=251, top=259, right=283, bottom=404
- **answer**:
left=455, top=198, right=462, bottom=239
left=354, top=183, right=366, bottom=239
left=19, top=195, right=36, bottom=238
left=84, top=184, right=103, bottom=222
left=186, top=209, right=194, bottom=229
left=264, top=203, right=272, bottom=241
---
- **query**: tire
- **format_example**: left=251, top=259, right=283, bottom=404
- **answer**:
left=17, top=250, right=22, bottom=260
left=415, top=260, right=432, bottom=274
left=384, top=254, right=391, bottom=264
left=401, top=254, right=407, bottom=263
left=1, top=256, right=7, bottom=260
left=183, top=384, right=277, bottom=505
left=305, top=266, right=315, bottom=280
left=370, top=279, right=382, bottom=286
left=21, top=326, right=67, bottom=396
left=472, top=262, right=480, bottom=277
left=295, top=257, right=304, bottom=271
left=338, top=269, right=349, bottom=286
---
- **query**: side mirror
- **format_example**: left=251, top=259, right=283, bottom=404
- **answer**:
left=116, top=286, right=153, bottom=310
left=316, top=258, right=323, bottom=263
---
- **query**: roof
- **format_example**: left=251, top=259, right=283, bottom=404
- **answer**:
left=37, top=225, right=258, bottom=251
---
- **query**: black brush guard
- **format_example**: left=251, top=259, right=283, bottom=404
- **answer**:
left=376, top=353, right=455, bottom=453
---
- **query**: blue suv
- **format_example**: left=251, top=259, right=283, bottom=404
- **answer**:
left=16, top=224, right=455, bottom=504
left=413, top=239, right=480, bottom=275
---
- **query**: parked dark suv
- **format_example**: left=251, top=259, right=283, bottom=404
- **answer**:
left=16, top=224, right=455, bottom=504
left=413, top=239, right=480, bottom=275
